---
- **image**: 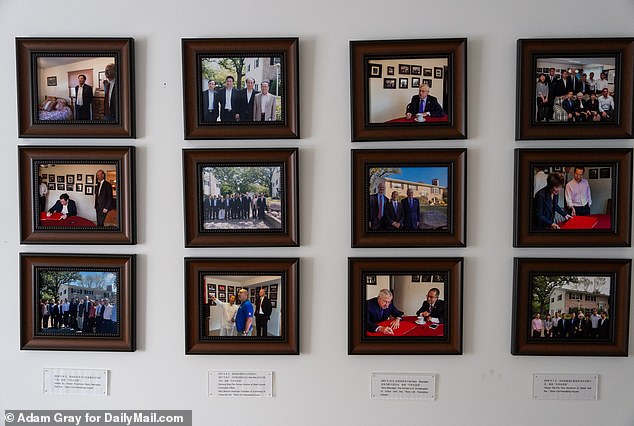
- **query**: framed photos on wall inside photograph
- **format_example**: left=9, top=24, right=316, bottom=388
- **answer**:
left=513, top=148, right=632, bottom=247
left=185, top=257, right=299, bottom=355
left=352, top=149, right=466, bottom=247
left=181, top=38, right=299, bottom=139
left=512, top=258, right=630, bottom=356
left=183, top=148, right=299, bottom=247
left=20, top=253, right=136, bottom=352
left=349, top=257, right=463, bottom=355
left=16, top=37, right=135, bottom=138
left=516, top=38, right=634, bottom=140
left=19, top=146, right=136, bottom=245
left=350, top=38, right=467, bottom=141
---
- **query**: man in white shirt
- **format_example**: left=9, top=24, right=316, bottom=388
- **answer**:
left=595, top=72, right=609, bottom=93
left=211, top=295, right=238, bottom=336
left=39, top=177, right=48, bottom=213
left=598, top=88, right=615, bottom=120
left=102, top=299, right=114, bottom=333
left=219, top=76, right=238, bottom=122
left=565, top=167, right=592, bottom=216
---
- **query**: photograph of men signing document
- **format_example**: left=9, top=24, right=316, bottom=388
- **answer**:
left=365, top=274, right=447, bottom=337
left=531, top=166, right=613, bottom=231
left=200, top=56, right=282, bottom=123
left=368, top=166, right=449, bottom=231
left=367, top=57, right=449, bottom=123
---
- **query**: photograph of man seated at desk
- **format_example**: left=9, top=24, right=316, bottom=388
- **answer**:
left=368, top=166, right=449, bottom=231
left=534, top=57, right=616, bottom=123
left=365, top=274, right=447, bottom=338
left=532, top=166, right=613, bottom=231
left=38, top=164, right=117, bottom=228
left=367, top=57, right=449, bottom=124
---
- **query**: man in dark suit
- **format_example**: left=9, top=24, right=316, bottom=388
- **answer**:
left=415, top=288, right=446, bottom=323
left=202, top=80, right=219, bottom=122
left=405, top=84, right=444, bottom=119
left=47, top=193, right=77, bottom=219
left=366, top=289, right=404, bottom=335
left=254, top=288, right=273, bottom=336
left=578, top=73, right=591, bottom=95
left=103, top=63, right=117, bottom=121
left=401, top=188, right=420, bottom=230
left=561, top=91, right=575, bottom=121
left=368, top=182, right=388, bottom=230
left=384, top=191, right=404, bottom=230
left=74, top=74, right=93, bottom=120
left=257, top=193, right=267, bottom=220
left=236, top=77, right=258, bottom=121
left=554, top=70, right=573, bottom=97
left=545, top=68, right=558, bottom=119
left=533, top=171, right=571, bottom=230
left=94, top=169, right=114, bottom=227
left=242, top=194, right=251, bottom=219
left=218, top=76, right=239, bottom=121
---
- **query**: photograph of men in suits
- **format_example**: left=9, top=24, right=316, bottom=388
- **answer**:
left=384, top=190, right=404, bottom=230
left=218, top=76, right=239, bottom=122
left=366, top=289, right=403, bottom=335
left=255, top=288, right=273, bottom=337
left=236, top=77, right=258, bottom=121
left=254, top=81, right=277, bottom=121
left=74, top=74, right=93, bottom=120
left=94, top=169, right=114, bottom=227
left=415, top=288, right=445, bottom=323
left=401, top=188, right=420, bottom=230
left=405, top=84, right=444, bottom=120
left=103, top=63, right=117, bottom=121
left=47, top=193, right=77, bottom=220
left=202, top=80, right=219, bottom=122
left=368, top=182, right=388, bottom=230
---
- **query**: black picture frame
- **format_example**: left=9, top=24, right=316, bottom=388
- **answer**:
left=352, top=149, right=466, bottom=248
left=423, top=68, right=432, bottom=77
left=16, top=37, right=135, bottom=138
left=46, top=76, right=57, bottom=86
left=185, top=257, right=299, bottom=355
left=349, top=257, right=463, bottom=355
left=512, top=258, right=630, bottom=356
left=516, top=38, right=634, bottom=140
left=20, top=253, right=136, bottom=352
left=368, top=63, right=382, bottom=78
left=181, top=38, right=299, bottom=139
left=183, top=148, right=299, bottom=247
left=398, top=78, right=408, bottom=89
left=411, top=65, right=422, bottom=75
left=387, top=66, right=394, bottom=75
left=383, top=78, right=396, bottom=89
left=19, top=146, right=136, bottom=245
left=513, top=148, right=632, bottom=247
left=398, top=64, right=410, bottom=74
left=434, top=67, right=443, bottom=79
left=350, top=38, right=467, bottom=141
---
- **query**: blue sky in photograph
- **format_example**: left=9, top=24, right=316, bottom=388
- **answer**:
left=385, top=167, right=448, bottom=187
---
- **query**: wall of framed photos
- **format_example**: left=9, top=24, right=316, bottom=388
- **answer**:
left=1, top=0, right=634, bottom=424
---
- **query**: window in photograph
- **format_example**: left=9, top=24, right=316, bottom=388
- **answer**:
left=200, top=166, right=283, bottom=231
left=368, top=166, right=449, bottom=232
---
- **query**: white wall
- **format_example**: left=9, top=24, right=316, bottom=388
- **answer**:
left=2, top=0, right=634, bottom=425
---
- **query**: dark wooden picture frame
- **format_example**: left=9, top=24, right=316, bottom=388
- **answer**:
left=352, top=149, right=466, bottom=247
left=185, top=257, right=299, bottom=355
left=512, top=258, right=630, bottom=356
left=348, top=257, right=463, bottom=355
left=20, top=253, right=136, bottom=352
left=350, top=38, right=467, bottom=141
left=182, top=38, right=299, bottom=139
left=16, top=37, right=135, bottom=138
left=516, top=38, right=634, bottom=140
left=183, top=148, right=298, bottom=247
left=19, top=146, right=136, bottom=245
left=513, top=148, right=632, bottom=247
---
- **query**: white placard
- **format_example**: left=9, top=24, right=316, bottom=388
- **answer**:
left=208, top=371, right=273, bottom=397
left=533, top=373, right=598, bottom=400
left=371, top=372, right=436, bottom=400
left=43, top=368, right=108, bottom=396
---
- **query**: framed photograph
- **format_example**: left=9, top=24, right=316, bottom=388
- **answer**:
left=56, top=176, right=64, bottom=183
left=20, top=253, right=135, bottom=352
left=398, top=78, right=408, bottom=89
left=351, top=38, right=466, bottom=141
left=411, top=275, right=421, bottom=282
left=182, top=38, right=299, bottom=139
left=512, top=258, right=630, bottom=356
left=348, top=257, right=463, bottom=355
left=66, top=174, right=74, bottom=184
left=383, top=78, right=396, bottom=89
left=47, top=183, right=55, bottom=191
left=76, top=174, right=82, bottom=182
left=97, top=71, right=106, bottom=90
left=600, top=167, right=611, bottom=179
left=411, top=65, right=422, bottom=75
left=185, top=257, right=299, bottom=355
left=513, top=149, right=632, bottom=247
left=516, top=38, right=634, bottom=140
left=368, top=63, right=382, bottom=78
left=86, top=175, right=94, bottom=185
left=423, top=68, right=432, bottom=77
left=387, top=66, right=394, bottom=76
left=352, top=149, right=466, bottom=247
left=589, top=168, right=598, bottom=179
left=366, top=275, right=377, bottom=285
left=19, top=146, right=136, bottom=245
left=411, top=77, right=420, bottom=88
left=46, top=76, right=57, bottom=86
left=434, top=67, right=443, bottom=79
left=183, top=148, right=298, bottom=247
left=16, top=37, right=135, bottom=138
left=75, top=183, right=83, bottom=192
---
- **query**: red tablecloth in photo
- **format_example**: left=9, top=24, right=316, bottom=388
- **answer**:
left=366, top=316, right=444, bottom=337
left=39, top=212, right=96, bottom=227
left=386, top=115, right=449, bottom=123
left=559, top=214, right=611, bottom=230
